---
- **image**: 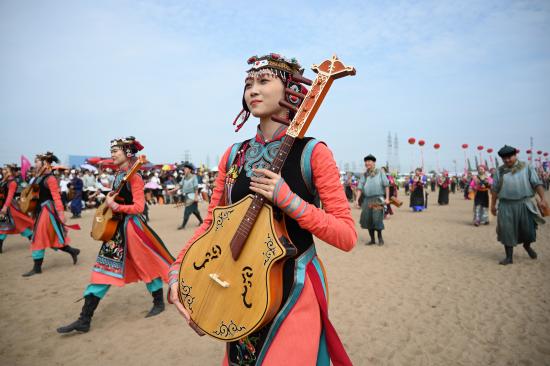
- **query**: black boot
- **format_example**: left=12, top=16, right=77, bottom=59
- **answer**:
left=523, top=243, right=537, bottom=259
left=59, top=246, right=80, bottom=265
left=366, top=229, right=376, bottom=245
left=499, top=246, right=513, bottom=265
left=178, top=210, right=192, bottom=230
left=57, top=294, right=101, bottom=333
left=0, top=239, right=3, bottom=253
left=145, top=288, right=165, bottom=318
left=22, top=258, right=43, bottom=277
left=377, top=230, right=384, bottom=246
left=195, top=212, right=204, bottom=226
left=177, top=218, right=188, bottom=230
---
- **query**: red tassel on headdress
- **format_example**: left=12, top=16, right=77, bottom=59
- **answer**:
left=133, top=140, right=144, bottom=151
left=233, top=109, right=250, bottom=132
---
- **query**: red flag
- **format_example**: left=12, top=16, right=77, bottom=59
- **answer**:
left=20, top=155, right=31, bottom=181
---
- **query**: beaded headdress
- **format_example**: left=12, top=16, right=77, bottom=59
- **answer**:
left=110, top=136, right=144, bottom=156
left=3, top=163, right=19, bottom=172
left=36, top=151, right=59, bottom=164
left=233, top=53, right=308, bottom=132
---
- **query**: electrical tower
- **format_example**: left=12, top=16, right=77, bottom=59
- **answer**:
left=394, top=133, right=400, bottom=173
left=387, top=132, right=393, bottom=171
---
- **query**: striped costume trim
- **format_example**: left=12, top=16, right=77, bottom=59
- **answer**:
left=300, top=139, right=320, bottom=196
left=226, top=142, right=244, bottom=172
left=255, top=245, right=331, bottom=365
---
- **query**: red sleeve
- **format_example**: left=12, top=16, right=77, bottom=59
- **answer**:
left=113, top=174, right=145, bottom=215
left=167, top=146, right=231, bottom=290
left=276, top=143, right=357, bottom=252
left=46, top=176, right=65, bottom=217
left=2, top=181, right=17, bottom=210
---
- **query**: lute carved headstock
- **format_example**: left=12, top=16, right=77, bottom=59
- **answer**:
left=282, top=55, right=356, bottom=138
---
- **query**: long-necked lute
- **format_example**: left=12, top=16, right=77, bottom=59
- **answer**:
left=19, top=165, right=47, bottom=214
left=178, top=55, right=356, bottom=341
left=91, top=155, right=147, bottom=242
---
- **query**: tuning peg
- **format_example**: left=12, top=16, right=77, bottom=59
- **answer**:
left=271, top=115, right=291, bottom=125
left=291, top=74, right=312, bottom=86
left=279, top=100, right=298, bottom=113
left=285, top=88, right=306, bottom=100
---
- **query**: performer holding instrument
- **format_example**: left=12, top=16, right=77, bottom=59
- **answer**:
left=21, top=152, right=80, bottom=277
left=470, top=165, right=493, bottom=226
left=409, top=168, right=427, bottom=212
left=57, top=137, right=174, bottom=334
left=168, top=54, right=357, bottom=365
left=437, top=171, right=451, bottom=206
left=356, top=154, right=390, bottom=246
left=0, top=164, right=34, bottom=253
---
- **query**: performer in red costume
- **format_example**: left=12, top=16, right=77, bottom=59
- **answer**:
left=0, top=164, right=34, bottom=253
left=437, top=171, right=451, bottom=205
left=57, top=137, right=174, bottom=334
left=169, top=54, right=357, bottom=365
left=23, top=152, right=80, bottom=277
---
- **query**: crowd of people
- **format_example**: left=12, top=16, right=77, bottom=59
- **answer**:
left=1, top=161, right=218, bottom=223
left=343, top=157, right=549, bottom=229
left=3, top=146, right=548, bottom=261
left=349, top=146, right=548, bottom=267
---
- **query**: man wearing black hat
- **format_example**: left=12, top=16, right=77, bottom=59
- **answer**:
left=355, top=154, right=390, bottom=245
left=176, top=162, right=203, bottom=230
left=491, top=145, right=547, bottom=265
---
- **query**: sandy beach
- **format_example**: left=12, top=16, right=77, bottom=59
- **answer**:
left=1, top=190, right=549, bottom=366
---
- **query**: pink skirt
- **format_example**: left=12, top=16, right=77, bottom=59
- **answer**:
left=90, top=218, right=171, bottom=286
left=0, top=204, right=33, bottom=235
left=31, top=202, right=70, bottom=250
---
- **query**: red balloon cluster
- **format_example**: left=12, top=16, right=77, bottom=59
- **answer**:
left=487, top=148, right=493, bottom=153
left=433, top=143, right=440, bottom=149
left=526, top=149, right=532, bottom=154
left=408, top=137, right=416, bottom=145
left=537, top=150, right=543, bottom=155
left=477, top=145, right=484, bottom=151
left=462, top=144, right=468, bottom=149
left=544, top=152, right=549, bottom=157
left=418, top=140, right=425, bottom=146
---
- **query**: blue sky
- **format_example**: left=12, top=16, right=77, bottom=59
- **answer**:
left=1, top=0, right=549, bottom=172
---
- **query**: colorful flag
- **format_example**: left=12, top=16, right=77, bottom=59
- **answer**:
left=20, top=155, right=31, bottom=181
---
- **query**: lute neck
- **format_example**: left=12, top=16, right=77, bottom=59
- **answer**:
left=114, top=156, right=145, bottom=195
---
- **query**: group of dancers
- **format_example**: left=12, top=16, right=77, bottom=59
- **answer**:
left=1, top=53, right=548, bottom=366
